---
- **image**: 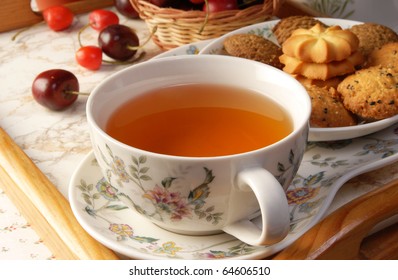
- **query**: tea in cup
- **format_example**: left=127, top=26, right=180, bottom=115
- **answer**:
left=86, top=55, right=311, bottom=246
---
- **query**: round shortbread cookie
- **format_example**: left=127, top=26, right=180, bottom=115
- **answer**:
left=337, top=66, right=398, bottom=120
left=366, top=42, right=398, bottom=68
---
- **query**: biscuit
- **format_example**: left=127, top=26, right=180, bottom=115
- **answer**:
left=366, top=42, right=398, bottom=68
left=337, top=66, right=398, bottom=120
left=349, top=23, right=398, bottom=58
left=280, top=51, right=364, bottom=80
left=282, top=24, right=359, bottom=63
left=294, top=75, right=343, bottom=89
left=272, top=16, right=327, bottom=45
left=223, top=34, right=283, bottom=69
left=305, top=85, right=357, bottom=127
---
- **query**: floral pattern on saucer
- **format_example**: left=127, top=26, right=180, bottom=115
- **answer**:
left=70, top=123, right=398, bottom=259
left=75, top=175, right=258, bottom=259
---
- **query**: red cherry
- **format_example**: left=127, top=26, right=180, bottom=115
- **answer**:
left=75, top=46, right=103, bottom=70
left=32, top=69, right=79, bottom=111
left=203, top=0, right=238, bottom=12
left=42, top=6, right=74, bottom=31
left=89, top=9, right=119, bottom=31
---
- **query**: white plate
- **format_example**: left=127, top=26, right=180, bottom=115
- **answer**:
left=69, top=123, right=398, bottom=259
left=152, top=39, right=214, bottom=59
left=198, top=18, right=398, bottom=142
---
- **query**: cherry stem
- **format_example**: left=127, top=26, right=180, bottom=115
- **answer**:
left=11, top=21, right=45, bottom=41
left=198, top=0, right=209, bottom=35
left=77, top=24, right=90, bottom=47
left=65, top=90, right=90, bottom=96
left=126, top=25, right=157, bottom=51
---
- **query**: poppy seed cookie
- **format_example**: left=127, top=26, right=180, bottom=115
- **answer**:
left=305, top=85, right=357, bottom=127
left=337, top=66, right=398, bottom=120
left=366, top=42, right=398, bottom=68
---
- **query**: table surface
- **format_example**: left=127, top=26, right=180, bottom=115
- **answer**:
left=1, top=6, right=398, bottom=260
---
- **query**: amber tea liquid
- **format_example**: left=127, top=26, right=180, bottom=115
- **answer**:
left=105, top=83, right=293, bottom=157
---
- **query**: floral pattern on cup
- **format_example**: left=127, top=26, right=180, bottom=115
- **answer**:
left=95, top=144, right=224, bottom=226
left=94, top=141, right=299, bottom=226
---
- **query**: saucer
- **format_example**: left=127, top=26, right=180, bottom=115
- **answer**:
left=69, top=123, right=398, bottom=259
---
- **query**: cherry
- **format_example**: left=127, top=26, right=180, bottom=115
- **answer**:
left=237, top=0, right=263, bottom=9
left=171, top=1, right=200, bottom=10
left=113, top=0, right=140, bottom=18
left=32, top=69, right=80, bottom=111
left=146, top=0, right=169, bottom=7
left=42, top=6, right=74, bottom=31
left=89, top=9, right=119, bottom=32
left=190, top=0, right=205, bottom=4
left=203, top=0, right=238, bottom=12
left=98, top=24, right=139, bottom=61
left=75, top=46, right=103, bottom=70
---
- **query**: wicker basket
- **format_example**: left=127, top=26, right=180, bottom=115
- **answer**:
left=130, top=0, right=283, bottom=50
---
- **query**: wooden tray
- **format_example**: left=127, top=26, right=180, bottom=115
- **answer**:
left=0, top=127, right=118, bottom=259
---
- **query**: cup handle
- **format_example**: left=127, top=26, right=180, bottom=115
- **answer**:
left=223, top=167, right=290, bottom=246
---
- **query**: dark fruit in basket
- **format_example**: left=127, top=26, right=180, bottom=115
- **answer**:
left=172, top=1, right=200, bottom=10
left=113, top=0, right=140, bottom=18
left=32, top=69, right=79, bottom=111
left=237, top=0, right=263, bottom=9
left=203, top=0, right=238, bottom=12
left=89, top=9, right=119, bottom=31
left=98, top=24, right=139, bottom=61
left=190, top=0, right=205, bottom=4
left=42, top=6, right=74, bottom=31
left=146, top=0, right=169, bottom=7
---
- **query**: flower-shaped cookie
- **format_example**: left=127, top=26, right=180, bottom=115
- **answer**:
left=280, top=51, right=364, bottom=80
left=282, top=24, right=359, bottom=63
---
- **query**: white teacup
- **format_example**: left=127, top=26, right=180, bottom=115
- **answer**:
left=86, top=55, right=310, bottom=246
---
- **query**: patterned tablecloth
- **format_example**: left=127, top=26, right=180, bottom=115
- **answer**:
left=1, top=4, right=398, bottom=259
